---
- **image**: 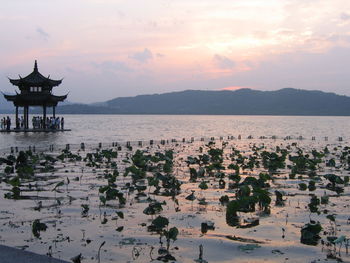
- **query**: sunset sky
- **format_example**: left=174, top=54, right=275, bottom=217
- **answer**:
left=1, top=0, right=350, bottom=103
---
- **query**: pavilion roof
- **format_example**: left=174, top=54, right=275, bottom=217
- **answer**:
left=9, top=60, right=62, bottom=87
left=4, top=93, right=67, bottom=107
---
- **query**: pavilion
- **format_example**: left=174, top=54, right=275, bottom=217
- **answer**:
left=2, top=60, right=69, bottom=132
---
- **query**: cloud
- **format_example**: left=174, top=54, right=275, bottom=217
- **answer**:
left=327, top=33, right=350, bottom=43
left=213, top=54, right=235, bottom=69
left=340, top=12, right=350, bottom=20
left=93, top=60, right=131, bottom=72
left=130, top=48, right=153, bottom=63
left=36, top=27, right=50, bottom=40
left=217, top=46, right=350, bottom=95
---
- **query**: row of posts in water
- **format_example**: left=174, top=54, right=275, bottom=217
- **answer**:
left=8, top=135, right=345, bottom=154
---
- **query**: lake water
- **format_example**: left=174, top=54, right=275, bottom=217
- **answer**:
left=1, top=114, right=350, bottom=262
left=1, top=114, right=350, bottom=151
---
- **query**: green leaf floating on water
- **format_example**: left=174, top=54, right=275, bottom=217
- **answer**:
left=32, top=219, right=48, bottom=238
left=199, top=181, right=208, bottom=190
left=116, top=226, right=124, bottom=232
left=238, top=244, right=261, bottom=251
left=333, top=235, right=346, bottom=244
left=8, top=176, right=20, bottom=187
left=152, top=216, right=169, bottom=230
left=99, top=195, right=107, bottom=205
left=116, top=211, right=124, bottom=219
left=52, top=181, right=64, bottom=191
left=167, top=227, right=179, bottom=241
left=326, top=214, right=336, bottom=222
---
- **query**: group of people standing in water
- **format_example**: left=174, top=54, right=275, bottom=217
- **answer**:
left=1, top=116, right=64, bottom=130
left=0, top=116, right=11, bottom=130
left=32, top=116, right=65, bottom=130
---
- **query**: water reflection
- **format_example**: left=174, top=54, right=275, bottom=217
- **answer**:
left=1, top=114, right=350, bottom=149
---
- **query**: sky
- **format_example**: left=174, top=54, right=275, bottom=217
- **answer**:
left=1, top=0, right=350, bottom=103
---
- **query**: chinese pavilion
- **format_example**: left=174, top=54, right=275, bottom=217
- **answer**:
left=3, top=60, right=67, bottom=130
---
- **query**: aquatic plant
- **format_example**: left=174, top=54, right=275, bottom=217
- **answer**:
left=32, top=219, right=48, bottom=238
left=321, top=193, right=329, bottom=205
left=198, top=181, right=208, bottom=190
left=143, top=201, right=165, bottom=216
left=300, top=221, right=322, bottom=245
left=81, top=204, right=89, bottom=217
left=52, top=181, right=64, bottom=192
left=99, top=185, right=126, bottom=206
left=71, top=254, right=82, bottom=263
left=253, top=188, right=271, bottom=214
left=148, top=215, right=179, bottom=259
left=274, top=190, right=285, bottom=206
left=189, top=167, right=205, bottom=182
left=299, top=183, right=307, bottom=191
left=2, top=138, right=350, bottom=262
left=189, top=168, right=198, bottom=182
left=324, top=174, right=344, bottom=194
left=308, top=180, right=316, bottom=191
left=308, top=195, right=320, bottom=214
left=201, top=221, right=215, bottom=234
left=261, top=150, right=286, bottom=172
left=4, top=176, right=21, bottom=199
left=226, top=200, right=240, bottom=226
left=289, top=152, right=319, bottom=174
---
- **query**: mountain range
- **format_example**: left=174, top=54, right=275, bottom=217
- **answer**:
left=1, top=88, right=350, bottom=115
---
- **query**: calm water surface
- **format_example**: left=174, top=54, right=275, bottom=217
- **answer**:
left=1, top=114, right=349, bottom=150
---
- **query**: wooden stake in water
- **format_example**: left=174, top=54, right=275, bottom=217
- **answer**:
left=97, top=241, right=106, bottom=263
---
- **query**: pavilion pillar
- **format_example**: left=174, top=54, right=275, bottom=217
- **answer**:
left=26, top=106, right=29, bottom=129
left=43, top=105, right=47, bottom=129
left=15, top=106, right=19, bottom=129
left=23, top=106, right=27, bottom=129
left=53, top=106, right=56, bottom=118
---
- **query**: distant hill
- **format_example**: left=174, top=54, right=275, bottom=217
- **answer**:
left=0, top=94, right=13, bottom=113
left=3, top=88, right=350, bottom=115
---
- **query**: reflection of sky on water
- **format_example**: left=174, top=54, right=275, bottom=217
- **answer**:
left=1, top=114, right=350, bottom=150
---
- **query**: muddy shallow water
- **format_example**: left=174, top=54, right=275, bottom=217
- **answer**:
left=0, top=138, right=349, bottom=262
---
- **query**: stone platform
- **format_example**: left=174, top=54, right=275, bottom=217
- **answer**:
left=0, top=245, right=70, bottom=263
left=0, top=129, right=71, bottom=133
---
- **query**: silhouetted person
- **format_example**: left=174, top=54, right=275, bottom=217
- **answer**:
left=61, top=117, right=64, bottom=130
left=6, top=116, right=11, bottom=131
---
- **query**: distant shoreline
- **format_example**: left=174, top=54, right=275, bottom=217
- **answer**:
left=2, top=88, right=350, bottom=116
